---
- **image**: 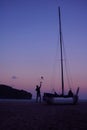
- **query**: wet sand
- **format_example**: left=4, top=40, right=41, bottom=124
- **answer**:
left=0, top=100, right=87, bottom=130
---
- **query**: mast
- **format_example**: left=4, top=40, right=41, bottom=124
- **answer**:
left=58, top=7, right=64, bottom=96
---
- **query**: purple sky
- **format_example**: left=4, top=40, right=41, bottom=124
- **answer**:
left=0, top=0, right=87, bottom=99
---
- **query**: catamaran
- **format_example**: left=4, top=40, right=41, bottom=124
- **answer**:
left=43, top=7, right=79, bottom=104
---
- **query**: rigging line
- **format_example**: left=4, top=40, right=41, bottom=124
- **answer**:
left=50, top=41, right=59, bottom=93
left=58, top=6, right=71, bottom=90
left=61, top=31, right=74, bottom=89
left=58, top=19, right=73, bottom=89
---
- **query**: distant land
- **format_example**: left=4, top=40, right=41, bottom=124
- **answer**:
left=0, top=84, right=32, bottom=99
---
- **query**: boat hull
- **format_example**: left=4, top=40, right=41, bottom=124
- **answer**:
left=43, top=93, right=78, bottom=105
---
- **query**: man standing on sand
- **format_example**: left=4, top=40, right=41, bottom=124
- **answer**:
left=35, top=82, right=42, bottom=103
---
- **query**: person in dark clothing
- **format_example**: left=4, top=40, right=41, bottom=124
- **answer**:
left=35, top=83, right=41, bottom=102
left=68, top=89, right=73, bottom=97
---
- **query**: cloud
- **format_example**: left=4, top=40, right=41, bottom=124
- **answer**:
left=12, top=76, right=17, bottom=79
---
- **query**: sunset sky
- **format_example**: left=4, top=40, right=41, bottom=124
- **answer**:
left=0, top=0, right=87, bottom=99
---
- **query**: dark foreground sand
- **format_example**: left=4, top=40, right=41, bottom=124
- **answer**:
left=0, top=100, right=87, bottom=130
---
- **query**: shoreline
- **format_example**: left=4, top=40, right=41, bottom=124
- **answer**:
left=0, top=98, right=87, bottom=102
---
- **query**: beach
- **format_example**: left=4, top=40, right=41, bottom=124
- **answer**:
left=0, top=100, right=87, bottom=130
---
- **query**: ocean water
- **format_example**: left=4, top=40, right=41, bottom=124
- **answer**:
left=0, top=98, right=36, bottom=102
left=0, top=98, right=87, bottom=103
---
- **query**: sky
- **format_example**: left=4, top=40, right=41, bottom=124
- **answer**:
left=0, top=0, right=87, bottom=99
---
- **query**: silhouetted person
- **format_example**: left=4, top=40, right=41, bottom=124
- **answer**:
left=68, top=89, right=73, bottom=97
left=54, top=91, right=59, bottom=96
left=35, top=83, right=42, bottom=102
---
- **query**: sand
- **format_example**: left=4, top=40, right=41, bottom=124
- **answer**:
left=0, top=100, right=87, bottom=130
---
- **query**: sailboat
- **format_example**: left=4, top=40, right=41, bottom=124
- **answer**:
left=43, top=7, right=79, bottom=104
